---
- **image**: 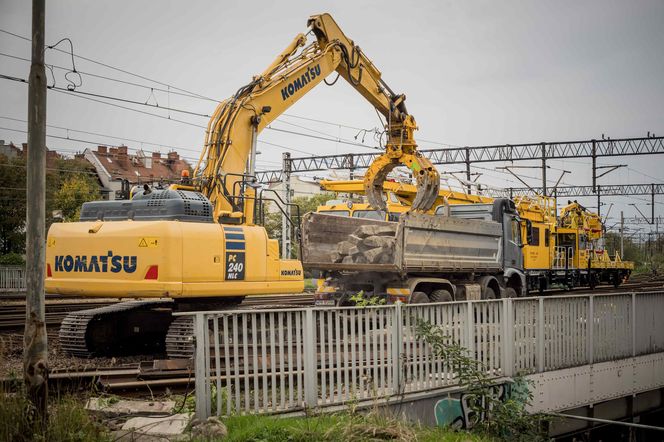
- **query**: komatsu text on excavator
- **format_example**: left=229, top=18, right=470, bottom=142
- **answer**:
left=45, top=13, right=439, bottom=357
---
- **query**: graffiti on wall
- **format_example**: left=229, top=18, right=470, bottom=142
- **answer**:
left=434, top=379, right=530, bottom=429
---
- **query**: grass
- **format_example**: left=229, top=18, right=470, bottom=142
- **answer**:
left=0, top=392, right=111, bottom=442
left=221, top=411, right=491, bottom=442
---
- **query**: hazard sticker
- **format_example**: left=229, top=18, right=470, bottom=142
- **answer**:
left=138, top=237, right=159, bottom=248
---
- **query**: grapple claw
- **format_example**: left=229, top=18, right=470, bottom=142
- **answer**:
left=363, top=152, right=440, bottom=212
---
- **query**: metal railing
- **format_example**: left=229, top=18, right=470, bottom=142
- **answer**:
left=0, top=266, right=26, bottom=292
left=180, top=291, right=664, bottom=419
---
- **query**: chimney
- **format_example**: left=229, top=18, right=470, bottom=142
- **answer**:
left=116, top=145, right=129, bottom=165
left=152, top=152, right=161, bottom=160
left=22, top=143, right=28, bottom=154
left=167, top=151, right=179, bottom=161
left=97, top=145, right=108, bottom=154
left=109, top=147, right=118, bottom=155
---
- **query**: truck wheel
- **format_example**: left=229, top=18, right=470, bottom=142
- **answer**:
left=482, top=287, right=496, bottom=299
left=504, top=287, right=518, bottom=298
left=430, top=289, right=453, bottom=303
left=613, top=275, right=621, bottom=288
left=410, top=291, right=430, bottom=304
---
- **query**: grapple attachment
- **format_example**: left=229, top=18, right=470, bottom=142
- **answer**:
left=363, top=151, right=440, bottom=212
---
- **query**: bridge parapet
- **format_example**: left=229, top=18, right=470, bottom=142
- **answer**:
left=178, top=291, right=664, bottom=420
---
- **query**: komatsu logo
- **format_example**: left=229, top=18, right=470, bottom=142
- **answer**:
left=280, top=64, right=321, bottom=100
left=54, top=251, right=137, bottom=274
left=281, top=269, right=302, bottom=276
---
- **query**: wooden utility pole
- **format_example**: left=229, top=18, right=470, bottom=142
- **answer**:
left=25, top=0, right=48, bottom=421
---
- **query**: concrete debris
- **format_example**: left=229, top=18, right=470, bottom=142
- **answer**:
left=355, top=224, right=396, bottom=238
left=363, top=235, right=396, bottom=248
left=86, top=397, right=176, bottom=417
left=120, top=413, right=190, bottom=440
left=337, top=241, right=359, bottom=256
left=333, top=224, right=397, bottom=264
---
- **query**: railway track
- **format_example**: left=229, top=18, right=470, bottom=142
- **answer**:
left=0, top=293, right=314, bottom=330
left=538, top=278, right=664, bottom=296
left=0, top=299, right=120, bottom=329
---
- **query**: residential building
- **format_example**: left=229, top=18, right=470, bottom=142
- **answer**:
left=83, top=145, right=191, bottom=199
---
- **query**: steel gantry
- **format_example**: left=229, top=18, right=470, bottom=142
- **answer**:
left=256, top=135, right=664, bottom=187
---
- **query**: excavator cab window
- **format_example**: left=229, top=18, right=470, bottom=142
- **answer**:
left=352, top=210, right=385, bottom=221
left=387, top=212, right=401, bottom=222
left=323, top=210, right=350, bottom=217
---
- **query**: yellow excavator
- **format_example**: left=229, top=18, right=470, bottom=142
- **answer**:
left=45, top=13, right=439, bottom=357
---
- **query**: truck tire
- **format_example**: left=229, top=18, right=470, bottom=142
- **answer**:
left=430, top=289, right=453, bottom=303
left=410, top=291, right=430, bottom=304
left=504, top=287, right=518, bottom=298
left=613, top=274, right=621, bottom=288
left=482, top=286, right=496, bottom=299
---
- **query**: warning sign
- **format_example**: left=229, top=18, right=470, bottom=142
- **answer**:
left=138, top=237, right=159, bottom=248
left=47, top=238, right=56, bottom=248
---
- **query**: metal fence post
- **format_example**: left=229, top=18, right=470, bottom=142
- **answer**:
left=466, top=301, right=475, bottom=357
left=588, top=296, right=594, bottom=365
left=194, top=313, right=210, bottom=420
left=502, top=298, right=514, bottom=377
left=391, top=302, right=403, bottom=394
left=303, top=308, right=318, bottom=408
left=631, top=293, right=637, bottom=357
left=537, top=297, right=544, bottom=372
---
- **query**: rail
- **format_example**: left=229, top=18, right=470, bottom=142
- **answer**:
left=0, top=266, right=26, bottom=292
left=178, top=291, right=664, bottom=419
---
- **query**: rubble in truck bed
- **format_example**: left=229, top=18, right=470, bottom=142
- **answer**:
left=331, top=224, right=397, bottom=265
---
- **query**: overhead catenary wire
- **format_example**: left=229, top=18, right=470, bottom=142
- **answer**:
left=0, top=28, right=220, bottom=102
left=1, top=74, right=385, bottom=153
left=1, top=50, right=216, bottom=101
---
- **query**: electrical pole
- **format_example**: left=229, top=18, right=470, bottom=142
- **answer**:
left=281, top=152, right=292, bottom=259
left=25, top=0, right=48, bottom=422
left=541, top=143, right=547, bottom=197
left=620, top=211, right=624, bottom=258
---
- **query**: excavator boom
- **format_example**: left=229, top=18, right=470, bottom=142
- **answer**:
left=195, top=13, right=439, bottom=222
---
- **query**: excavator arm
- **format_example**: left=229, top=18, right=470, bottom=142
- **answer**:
left=194, top=13, right=439, bottom=223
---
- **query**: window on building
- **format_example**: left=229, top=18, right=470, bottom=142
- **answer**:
left=545, top=228, right=550, bottom=247
left=531, top=226, right=540, bottom=246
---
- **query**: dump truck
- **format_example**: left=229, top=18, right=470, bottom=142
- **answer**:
left=303, top=199, right=526, bottom=305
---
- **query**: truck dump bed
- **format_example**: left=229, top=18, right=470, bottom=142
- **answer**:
left=301, top=212, right=503, bottom=273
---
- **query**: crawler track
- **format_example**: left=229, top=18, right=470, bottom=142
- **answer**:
left=0, top=293, right=314, bottom=331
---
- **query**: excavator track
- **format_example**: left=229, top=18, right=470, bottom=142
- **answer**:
left=164, top=302, right=306, bottom=360
left=165, top=317, right=195, bottom=359
left=59, top=300, right=174, bottom=358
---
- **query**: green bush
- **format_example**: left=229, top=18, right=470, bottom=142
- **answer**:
left=0, top=393, right=110, bottom=442
left=222, top=412, right=489, bottom=442
left=0, top=252, right=25, bottom=266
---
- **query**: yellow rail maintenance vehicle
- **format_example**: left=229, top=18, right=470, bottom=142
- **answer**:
left=518, top=197, right=633, bottom=293
left=46, top=13, right=441, bottom=357
left=316, top=180, right=633, bottom=299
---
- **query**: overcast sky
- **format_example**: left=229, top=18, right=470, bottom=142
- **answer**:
left=1, top=0, right=663, bottom=232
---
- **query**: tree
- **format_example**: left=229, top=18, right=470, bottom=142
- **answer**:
left=53, top=175, right=100, bottom=221
left=0, top=155, right=28, bottom=255
left=262, top=192, right=335, bottom=257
